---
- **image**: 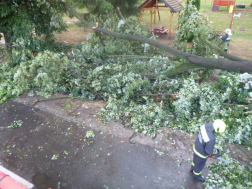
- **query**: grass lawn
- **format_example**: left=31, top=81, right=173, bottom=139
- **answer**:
left=201, top=0, right=252, bottom=39
left=56, top=8, right=90, bottom=44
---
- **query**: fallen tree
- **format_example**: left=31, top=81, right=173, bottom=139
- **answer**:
left=1, top=2, right=252, bottom=188
left=58, top=1, right=252, bottom=78
left=92, top=26, right=252, bottom=75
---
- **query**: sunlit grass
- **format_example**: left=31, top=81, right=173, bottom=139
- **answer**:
left=62, top=8, right=89, bottom=22
left=139, top=0, right=252, bottom=39
left=201, top=0, right=252, bottom=40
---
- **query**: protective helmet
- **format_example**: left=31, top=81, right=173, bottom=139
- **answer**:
left=225, top=29, right=232, bottom=36
left=213, top=120, right=226, bottom=133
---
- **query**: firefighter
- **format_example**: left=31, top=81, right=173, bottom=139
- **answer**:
left=220, top=29, right=232, bottom=52
left=190, top=120, right=226, bottom=181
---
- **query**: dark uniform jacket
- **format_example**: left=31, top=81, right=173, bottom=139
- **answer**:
left=193, top=123, right=216, bottom=158
left=221, top=34, right=231, bottom=43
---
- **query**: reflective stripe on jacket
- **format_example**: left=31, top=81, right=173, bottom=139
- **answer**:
left=193, top=123, right=216, bottom=158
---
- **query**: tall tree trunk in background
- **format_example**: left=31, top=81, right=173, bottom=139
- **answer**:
left=3, top=32, right=12, bottom=46
left=3, top=32, right=13, bottom=64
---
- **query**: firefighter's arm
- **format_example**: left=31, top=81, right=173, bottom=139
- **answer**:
left=221, top=35, right=228, bottom=42
left=205, top=140, right=215, bottom=155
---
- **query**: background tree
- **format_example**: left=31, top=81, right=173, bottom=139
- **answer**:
left=70, top=0, right=139, bottom=22
left=0, top=0, right=67, bottom=45
left=187, top=0, right=200, bottom=10
left=174, top=1, right=216, bottom=55
left=106, top=0, right=140, bottom=16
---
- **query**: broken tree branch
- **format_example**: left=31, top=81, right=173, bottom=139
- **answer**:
left=131, top=93, right=178, bottom=97
left=93, top=26, right=252, bottom=74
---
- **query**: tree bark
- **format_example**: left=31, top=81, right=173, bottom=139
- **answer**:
left=161, top=63, right=201, bottom=77
left=3, top=32, right=12, bottom=45
left=202, top=39, right=244, bottom=61
left=187, top=56, right=252, bottom=72
left=93, top=27, right=252, bottom=73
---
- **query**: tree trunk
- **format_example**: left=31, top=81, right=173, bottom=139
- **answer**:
left=3, top=32, right=12, bottom=45
left=93, top=27, right=252, bottom=73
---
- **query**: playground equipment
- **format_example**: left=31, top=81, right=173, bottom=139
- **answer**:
left=230, top=9, right=252, bottom=29
left=139, top=0, right=181, bottom=39
left=233, top=12, right=241, bottom=18
left=212, top=0, right=236, bottom=11
left=229, top=5, right=234, bottom=13
left=240, top=27, right=245, bottom=31
left=151, top=25, right=169, bottom=35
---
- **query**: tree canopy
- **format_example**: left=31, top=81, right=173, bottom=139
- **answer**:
left=0, top=0, right=67, bottom=44
left=69, top=0, right=139, bottom=21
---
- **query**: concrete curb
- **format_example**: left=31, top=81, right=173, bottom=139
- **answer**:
left=0, top=165, right=34, bottom=189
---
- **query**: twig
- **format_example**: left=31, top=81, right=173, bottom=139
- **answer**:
left=107, top=54, right=170, bottom=60
left=131, top=93, right=178, bottom=97
left=222, top=103, right=248, bottom=109
left=238, top=145, right=252, bottom=161
left=0, top=127, right=8, bottom=130
left=2, top=130, right=36, bottom=149
left=116, top=8, right=139, bottom=36
left=129, top=133, right=137, bottom=144
left=29, top=96, right=86, bottom=106
left=244, top=111, right=252, bottom=114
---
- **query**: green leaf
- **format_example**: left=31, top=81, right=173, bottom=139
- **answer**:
left=65, top=103, right=71, bottom=108
left=248, top=103, right=252, bottom=111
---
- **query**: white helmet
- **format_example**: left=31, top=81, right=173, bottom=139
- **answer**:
left=225, top=29, right=232, bottom=36
left=213, top=120, right=226, bottom=133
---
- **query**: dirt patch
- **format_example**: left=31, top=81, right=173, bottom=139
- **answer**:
left=155, top=33, right=176, bottom=46
left=54, top=27, right=93, bottom=45
left=154, top=33, right=252, bottom=61
left=227, top=143, right=252, bottom=166
left=229, top=37, right=252, bottom=60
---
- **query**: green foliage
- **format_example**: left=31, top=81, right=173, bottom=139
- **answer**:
left=174, top=1, right=222, bottom=56
left=8, top=120, right=23, bottom=129
left=1, top=13, right=251, bottom=144
left=187, top=0, right=200, bottom=11
left=0, top=0, right=67, bottom=44
left=65, top=103, right=71, bottom=108
left=86, top=130, right=95, bottom=138
left=72, top=0, right=139, bottom=18
left=205, top=154, right=252, bottom=189
left=106, top=0, right=140, bottom=16
left=51, top=154, right=59, bottom=160
left=63, top=151, right=68, bottom=155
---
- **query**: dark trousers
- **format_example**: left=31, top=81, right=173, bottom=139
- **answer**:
left=192, top=153, right=208, bottom=175
left=223, top=43, right=229, bottom=52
